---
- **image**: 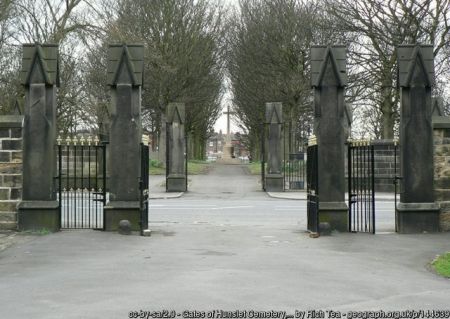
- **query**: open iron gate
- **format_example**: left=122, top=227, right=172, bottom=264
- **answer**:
left=347, top=140, right=375, bottom=234
left=140, top=143, right=149, bottom=234
left=56, top=136, right=107, bottom=230
left=306, top=143, right=319, bottom=233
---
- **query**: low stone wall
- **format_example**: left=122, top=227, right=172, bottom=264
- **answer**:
left=0, top=116, right=23, bottom=230
left=433, top=118, right=450, bottom=231
left=345, top=139, right=399, bottom=192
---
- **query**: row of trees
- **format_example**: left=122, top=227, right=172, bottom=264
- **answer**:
left=0, top=0, right=450, bottom=160
left=227, top=0, right=450, bottom=159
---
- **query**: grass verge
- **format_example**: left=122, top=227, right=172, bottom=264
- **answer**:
left=149, top=160, right=211, bottom=175
left=248, top=161, right=262, bottom=175
left=431, top=252, right=450, bottom=278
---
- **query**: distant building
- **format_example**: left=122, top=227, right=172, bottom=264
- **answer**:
left=206, top=130, right=249, bottom=158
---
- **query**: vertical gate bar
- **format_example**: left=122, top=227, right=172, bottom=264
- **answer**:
left=359, top=143, right=362, bottom=232
left=394, top=142, right=398, bottom=233
left=58, top=144, right=62, bottom=229
left=353, top=144, right=357, bottom=231
left=371, top=144, right=376, bottom=234
left=261, top=124, right=265, bottom=191
left=95, top=146, right=98, bottom=228
left=88, top=144, right=91, bottom=228
left=364, top=143, right=368, bottom=232
left=355, top=143, right=359, bottom=231
left=102, top=144, right=107, bottom=230
left=185, top=135, right=188, bottom=191
left=166, top=124, right=169, bottom=192
left=66, top=144, right=69, bottom=228
left=348, top=142, right=352, bottom=232
left=81, top=144, right=84, bottom=228
left=283, top=124, right=286, bottom=190
left=74, top=143, right=77, bottom=228
left=315, top=145, right=319, bottom=233
left=366, top=143, right=370, bottom=232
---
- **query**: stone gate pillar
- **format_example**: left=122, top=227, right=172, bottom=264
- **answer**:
left=397, top=44, right=439, bottom=233
left=166, top=103, right=186, bottom=192
left=311, top=45, right=348, bottom=231
left=104, top=44, right=144, bottom=231
left=264, top=102, right=283, bottom=192
left=18, top=44, right=59, bottom=231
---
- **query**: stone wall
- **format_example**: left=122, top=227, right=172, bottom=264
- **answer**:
left=433, top=118, right=450, bottom=231
left=372, top=140, right=399, bottom=192
left=0, top=116, right=23, bottom=230
left=345, top=139, right=399, bottom=192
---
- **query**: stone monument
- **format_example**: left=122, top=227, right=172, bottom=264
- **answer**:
left=166, top=102, right=187, bottom=192
left=103, top=44, right=144, bottom=231
left=311, top=45, right=348, bottom=232
left=264, top=102, right=284, bottom=191
left=18, top=44, right=60, bottom=231
left=397, top=44, right=439, bottom=233
left=222, top=104, right=234, bottom=159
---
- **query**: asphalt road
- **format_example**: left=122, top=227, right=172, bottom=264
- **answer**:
left=1, top=162, right=449, bottom=319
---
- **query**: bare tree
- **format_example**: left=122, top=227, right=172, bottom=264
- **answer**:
left=227, top=0, right=349, bottom=158
left=104, top=0, right=227, bottom=160
left=325, top=0, right=450, bottom=138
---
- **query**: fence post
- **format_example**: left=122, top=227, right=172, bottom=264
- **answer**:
left=396, top=44, right=439, bottom=233
left=310, top=45, right=348, bottom=232
left=103, top=44, right=144, bottom=231
left=18, top=44, right=60, bottom=231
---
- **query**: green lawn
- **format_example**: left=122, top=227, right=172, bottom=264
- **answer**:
left=248, top=161, right=263, bottom=175
left=432, top=252, right=450, bottom=278
left=149, top=160, right=211, bottom=175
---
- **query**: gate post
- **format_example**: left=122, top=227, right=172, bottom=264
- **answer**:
left=311, top=45, right=348, bottom=232
left=166, top=103, right=187, bottom=192
left=103, top=44, right=144, bottom=231
left=18, top=44, right=60, bottom=232
left=396, top=44, right=439, bottom=233
left=264, top=102, right=284, bottom=191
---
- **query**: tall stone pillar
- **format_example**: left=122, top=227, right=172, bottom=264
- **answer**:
left=18, top=44, right=59, bottom=231
left=104, top=44, right=144, bottom=231
left=311, top=45, right=348, bottom=231
left=166, top=103, right=186, bottom=192
left=264, top=102, right=283, bottom=192
left=397, top=44, right=439, bottom=233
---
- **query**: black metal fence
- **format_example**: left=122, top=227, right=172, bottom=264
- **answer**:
left=140, top=143, right=149, bottom=234
left=284, top=152, right=307, bottom=190
left=306, top=144, right=319, bottom=233
left=56, top=136, right=107, bottom=229
left=348, top=140, right=375, bottom=234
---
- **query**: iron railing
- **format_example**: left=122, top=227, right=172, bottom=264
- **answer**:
left=56, top=136, right=107, bottom=230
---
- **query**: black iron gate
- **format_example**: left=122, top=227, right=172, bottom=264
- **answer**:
left=306, top=143, right=319, bottom=233
left=284, top=152, right=307, bottom=190
left=140, top=143, right=149, bottom=234
left=56, top=136, right=107, bottom=230
left=347, top=140, right=375, bottom=234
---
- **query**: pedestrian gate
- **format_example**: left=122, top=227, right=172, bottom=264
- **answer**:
left=56, top=136, right=107, bottom=229
left=140, top=143, right=149, bottom=234
left=306, top=143, right=319, bottom=233
left=347, top=140, right=375, bottom=234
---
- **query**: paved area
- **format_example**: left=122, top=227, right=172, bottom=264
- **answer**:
left=1, top=162, right=449, bottom=319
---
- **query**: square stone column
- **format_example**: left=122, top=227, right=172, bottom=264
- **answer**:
left=18, top=44, right=59, bottom=232
left=264, top=102, right=284, bottom=192
left=311, top=45, right=348, bottom=232
left=166, top=103, right=186, bottom=192
left=397, top=45, right=439, bottom=233
left=104, top=44, right=144, bottom=231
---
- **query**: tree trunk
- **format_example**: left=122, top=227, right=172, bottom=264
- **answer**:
left=381, top=87, right=395, bottom=139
